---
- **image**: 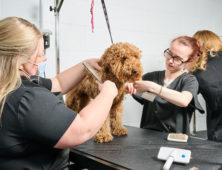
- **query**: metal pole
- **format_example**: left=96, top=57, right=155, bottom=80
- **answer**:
left=50, top=1, right=64, bottom=102
left=53, top=0, right=62, bottom=74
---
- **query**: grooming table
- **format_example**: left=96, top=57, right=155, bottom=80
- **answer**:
left=70, top=126, right=222, bottom=170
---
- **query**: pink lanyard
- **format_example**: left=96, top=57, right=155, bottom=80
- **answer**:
left=90, top=0, right=113, bottom=44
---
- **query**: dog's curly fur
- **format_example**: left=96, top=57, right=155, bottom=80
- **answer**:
left=65, top=42, right=143, bottom=143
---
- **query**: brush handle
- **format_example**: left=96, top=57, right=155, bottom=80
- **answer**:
left=163, top=156, right=174, bottom=170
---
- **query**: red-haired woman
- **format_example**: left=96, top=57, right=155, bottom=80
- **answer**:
left=126, top=36, right=204, bottom=134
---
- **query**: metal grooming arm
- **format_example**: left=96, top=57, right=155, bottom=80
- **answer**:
left=50, top=0, right=64, bottom=74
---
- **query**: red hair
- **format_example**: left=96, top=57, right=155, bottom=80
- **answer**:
left=172, top=36, right=201, bottom=62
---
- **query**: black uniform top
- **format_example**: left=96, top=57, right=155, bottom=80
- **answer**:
left=0, top=76, right=77, bottom=170
left=133, top=71, right=204, bottom=134
left=193, top=52, right=222, bottom=142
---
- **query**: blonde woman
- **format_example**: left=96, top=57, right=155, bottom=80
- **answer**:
left=0, top=17, right=117, bottom=169
left=126, top=36, right=204, bottom=134
left=187, top=30, right=222, bottom=142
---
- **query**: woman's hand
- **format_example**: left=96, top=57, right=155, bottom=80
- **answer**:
left=85, top=58, right=102, bottom=71
left=98, top=80, right=118, bottom=98
left=125, top=83, right=137, bottom=95
left=133, top=80, right=150, bottom=92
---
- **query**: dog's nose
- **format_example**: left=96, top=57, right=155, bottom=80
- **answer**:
left=132, top=69, right=138, bottom=74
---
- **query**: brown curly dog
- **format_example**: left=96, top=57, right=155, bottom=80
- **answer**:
left=65, top=42, right=143, bottom=143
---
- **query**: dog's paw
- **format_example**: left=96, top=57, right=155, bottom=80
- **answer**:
left=94, top=133, right=113, bottom=143
left=112, top=126, right=128, bottom=136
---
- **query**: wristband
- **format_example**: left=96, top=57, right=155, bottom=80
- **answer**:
left=159, top=85, right=163, bottom=95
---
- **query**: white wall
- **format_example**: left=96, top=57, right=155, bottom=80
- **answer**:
left=0, top=0, right=40, bottom=26
left=1, top=0, right=222, bottom=130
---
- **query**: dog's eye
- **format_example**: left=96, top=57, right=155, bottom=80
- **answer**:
left=121, top=57, right=126, bottom=62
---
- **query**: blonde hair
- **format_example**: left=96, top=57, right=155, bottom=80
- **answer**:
left=0, top=17, right=42, bottom=119
left=190, top=30, right=222, bottom=72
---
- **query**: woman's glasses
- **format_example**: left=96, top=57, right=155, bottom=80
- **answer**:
left=164, top=48, right=187, bottom=65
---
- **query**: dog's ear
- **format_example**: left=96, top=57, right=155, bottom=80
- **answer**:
left=101, top=57, right=122, bottom=81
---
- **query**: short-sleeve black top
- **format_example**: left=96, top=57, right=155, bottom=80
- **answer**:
left=193, top=52, right=222, bottom=142
left=133, top=71, right=204, bottom=134
left=0, top=76, right=77, bottom=170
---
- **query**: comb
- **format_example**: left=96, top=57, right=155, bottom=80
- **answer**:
left=82, top=62, right=102, bottom=83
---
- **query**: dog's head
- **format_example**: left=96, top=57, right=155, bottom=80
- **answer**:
left=99, top=42, right=143, bottom=84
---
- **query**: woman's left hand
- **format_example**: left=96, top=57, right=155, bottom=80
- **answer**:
left=125, top=83, right=137, bottom=95
left=133, top=80, right=156, bottom=93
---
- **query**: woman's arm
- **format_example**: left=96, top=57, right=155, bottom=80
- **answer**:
left=54, top=80, right=117, bottom=148
left=50, top=58, right=101, bottom=94
left=134, top=80, right=193, bottom=107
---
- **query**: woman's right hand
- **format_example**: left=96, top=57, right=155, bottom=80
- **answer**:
left=99, top=80, right=118, bottom=98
